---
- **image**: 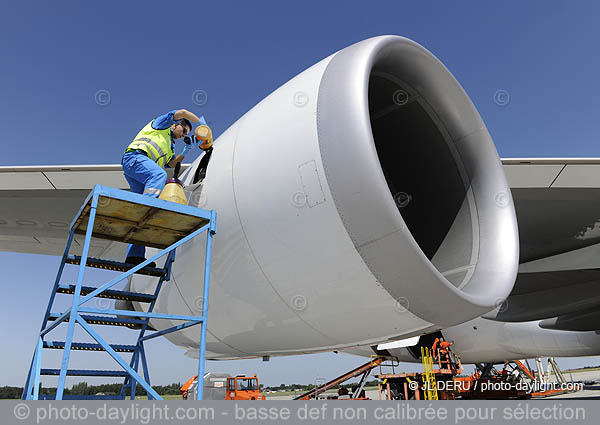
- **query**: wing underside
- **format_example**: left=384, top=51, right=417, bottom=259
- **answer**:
left=492, top=159, right=600, bottom=330
left=0, top=164, right=187, bottom=259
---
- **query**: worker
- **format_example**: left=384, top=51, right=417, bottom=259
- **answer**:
left=439, top=340, right=453, bottom=350
left=122, top=109, right=203, bottom=265
left=432, top=338, right=440, bottom=355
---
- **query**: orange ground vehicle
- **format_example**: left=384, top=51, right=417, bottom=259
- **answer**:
left=225, top=376, right=265, bottom=400
left=181, top=374, right=265, bottom=400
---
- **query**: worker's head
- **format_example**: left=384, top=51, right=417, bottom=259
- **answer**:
left=171, top=119, right=192, bottom=139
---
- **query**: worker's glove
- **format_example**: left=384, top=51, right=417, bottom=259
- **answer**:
left=190, top=135, right=201, bottom=148
left=180, top=144, right=193, bottom=157
left=179, top=137, right=200, bottom=157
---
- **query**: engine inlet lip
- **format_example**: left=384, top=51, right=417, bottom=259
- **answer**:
left=316, top=35, right=519, bottom=326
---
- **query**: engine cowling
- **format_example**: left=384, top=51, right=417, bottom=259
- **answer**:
left=132, top=35, right=519, bottom=358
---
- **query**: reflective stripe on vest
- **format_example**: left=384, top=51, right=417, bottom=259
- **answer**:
left=126, top=121, right=174, bottom=168
left=132, top=138, right=165, bottom=162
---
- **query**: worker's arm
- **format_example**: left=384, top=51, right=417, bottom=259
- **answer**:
left=174, top=109, right=201, bottom=123
left=167, top=154, right=185, bottom=168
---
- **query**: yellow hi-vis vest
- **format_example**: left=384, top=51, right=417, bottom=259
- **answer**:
left=126, top=121, right=174, bottom=168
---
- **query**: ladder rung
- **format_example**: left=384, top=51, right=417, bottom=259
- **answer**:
left=43, top=341, right=137, bottom=353
left=48, top=312, right=147, bottom=328
left=40, top=369, right=129, bottom=377
left=66, top=255, right=165, bottom=277
left=56, top=284, right=156, bottom=303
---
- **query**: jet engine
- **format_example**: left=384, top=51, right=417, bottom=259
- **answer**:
left=130, top=36, right=519, bottom=358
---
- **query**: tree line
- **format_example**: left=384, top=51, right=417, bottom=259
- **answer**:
left=1, top=382, right=182, bottom=399
left=3, top=378, right=385, bottom=399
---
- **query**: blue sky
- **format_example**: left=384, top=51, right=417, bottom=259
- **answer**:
left=2, top=0, right=600, bottom=388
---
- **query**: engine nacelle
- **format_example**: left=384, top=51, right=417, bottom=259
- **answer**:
left=132, top=36, right=519, bottom=358
left=387, top=318, right=600, bottom=364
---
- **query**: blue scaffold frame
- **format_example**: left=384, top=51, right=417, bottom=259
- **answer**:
left=22, top=185, right=217, bottom=401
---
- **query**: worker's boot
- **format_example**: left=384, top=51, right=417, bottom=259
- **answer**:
left=125, top=256, right=157, bottom=268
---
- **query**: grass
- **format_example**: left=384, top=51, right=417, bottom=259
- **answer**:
left=134, top=394, right=183, bottom=400
left=561, top=367, right=600, bottom=374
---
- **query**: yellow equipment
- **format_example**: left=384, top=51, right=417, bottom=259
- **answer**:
left=159, top=163, right=187, bottom=205
left=421, top=346, right=439, bottom=400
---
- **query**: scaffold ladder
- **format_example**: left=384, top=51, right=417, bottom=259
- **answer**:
left=21, top=185, right=216, bottom=400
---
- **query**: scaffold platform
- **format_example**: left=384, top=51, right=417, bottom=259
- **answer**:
left=22, top=185, right=216, bottom=400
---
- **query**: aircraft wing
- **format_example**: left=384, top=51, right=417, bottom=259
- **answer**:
left=490, top=158, right=600, bottom=330
left=2, top=159, right=600, bottom=331
left=0, top=164, right=188, bottom=259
